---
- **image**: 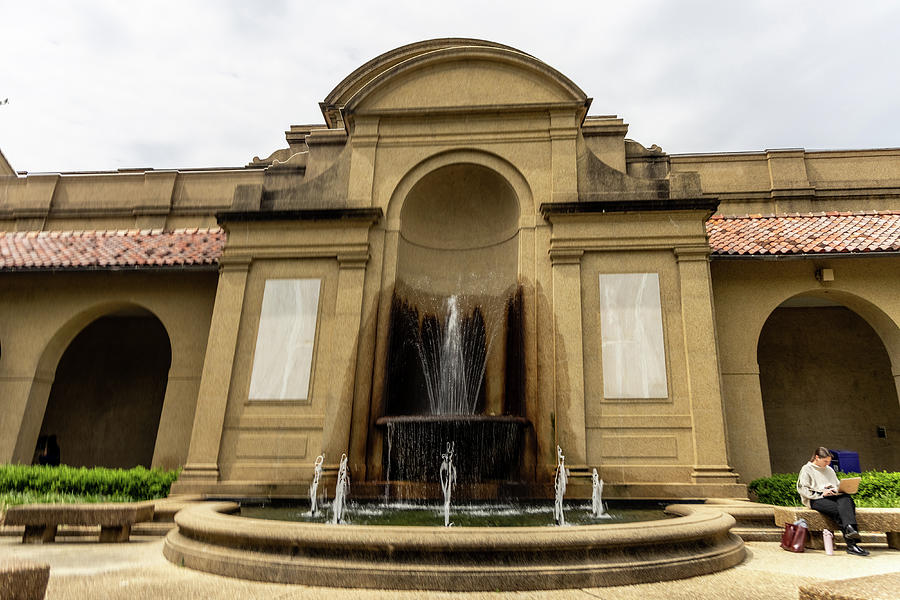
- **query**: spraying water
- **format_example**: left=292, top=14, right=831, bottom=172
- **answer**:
left=439, top=442, right=456, bottom=527
left=418, top=295, right=490, bottom=415
left=553, top=445, right=568, bottom=526
left=331, top=454, right=350, bottom=524
left=309, top=454, right=324, bottom=516
left=591, top=468, right=611, bottom=519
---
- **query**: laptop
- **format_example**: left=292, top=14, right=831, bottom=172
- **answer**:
left=837, top=477, right=861, bottom=494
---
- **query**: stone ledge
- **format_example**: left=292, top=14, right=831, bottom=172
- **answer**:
left=2, top=501, right=154, bottom=527
left=2, top=501, right=154, bottom=543
left=773, top=506, right=900, bottom=550
left=0, top=558, right=50, bottom=600
left=799, top=573, right=900, bottom=600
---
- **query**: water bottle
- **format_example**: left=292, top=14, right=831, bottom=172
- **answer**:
left=823, top=529, right=834, bottom=555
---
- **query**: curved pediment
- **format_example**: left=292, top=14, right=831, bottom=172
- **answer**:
left=321, top=40, right=589, bottom=126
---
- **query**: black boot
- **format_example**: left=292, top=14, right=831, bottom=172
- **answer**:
left=846, top=542, right=869, bottom=556
left=843, top=524, right=862, bottom=542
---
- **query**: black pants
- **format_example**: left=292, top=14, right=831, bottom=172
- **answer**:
left=810, top=494, right=858, bottom=529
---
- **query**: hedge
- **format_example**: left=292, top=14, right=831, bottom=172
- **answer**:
left=0, top=464, right=179, bottom=501
left=748, top=470, right=900, bottom=507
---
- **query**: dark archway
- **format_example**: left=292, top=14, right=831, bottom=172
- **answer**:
left=36, top=308, right=171, bottom=468
left=758, top=297, right=900, bottom=474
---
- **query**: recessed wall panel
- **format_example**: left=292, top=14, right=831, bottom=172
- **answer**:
left=598, top=273, right=668, bottom=399
left=248, top=278, right=321, bottom=401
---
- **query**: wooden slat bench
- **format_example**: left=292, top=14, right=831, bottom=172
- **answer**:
left=799, top=572, right=900, bottom=600
left=773, top=506, right=900, bottom=550
left=1, top=501, right=154, bottom=543
left=0, top=559, right=50, bottom=600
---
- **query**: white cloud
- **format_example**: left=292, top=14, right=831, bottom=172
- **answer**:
left=1, top=0, right=898, bottom=172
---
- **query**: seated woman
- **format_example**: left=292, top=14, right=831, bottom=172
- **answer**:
left=796, top=447, right=868, bottom=556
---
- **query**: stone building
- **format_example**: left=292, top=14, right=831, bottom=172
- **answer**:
left=1, top=39, right=898, bottom=498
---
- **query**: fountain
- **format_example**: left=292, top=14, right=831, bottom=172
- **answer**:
left=164, top=288, right=744, bottom=589
left=331, top=454, right=350, bottom=524
left=308, top=454, right=323, bottom=516
left=554, top=445, right=568, bottom=526
left=439, top=442, right=456, bottom=527
left=376, top=288, right=529, bottom=489
left=591, top=468, right=611, bottom=519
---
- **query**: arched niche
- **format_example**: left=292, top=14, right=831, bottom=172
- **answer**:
left=34, top=306, right=172, bottom=468
left=384, top=161, right=524, bottom=418
left=397, top=162, right=519, bottom=298
left=757, top=293, right=900, bottom=473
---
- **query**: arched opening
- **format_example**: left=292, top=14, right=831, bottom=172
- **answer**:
left=378, top=163, right=528, bottom=485
left=35, top=307, right=172, bottom=468
left=758, top=296, right=900, bottom=474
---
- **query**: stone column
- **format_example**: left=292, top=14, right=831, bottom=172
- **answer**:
left=321, top=252, right=369, bottom=468
left=720, top=367, right=771, bottom=483
left=150, top=366, right=202, bottom=470
left=3, top=368, right=53, bottom=464
left=175, top=256, right=251, bottom=489
left=549, top=248, right=587, bottom=465
left=675, top=247, right=737, bottom=484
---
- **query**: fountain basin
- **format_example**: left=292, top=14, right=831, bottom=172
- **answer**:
left=376, top=414, right=529, bottom=483
left=163, top=502, right=745, bottom=591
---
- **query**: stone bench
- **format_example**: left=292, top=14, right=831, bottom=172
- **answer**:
left=799, top=572, right=900, bottom=600
left=773, top=506, right=900, bottom=550
left=0, top=559, right=50, bottom=600
left=1, top=501, right=154, bottom=543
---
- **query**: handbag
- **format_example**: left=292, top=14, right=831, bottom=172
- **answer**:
left=780, top=520, right=809, bottom=552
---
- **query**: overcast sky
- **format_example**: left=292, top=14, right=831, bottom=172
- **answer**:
left=1, top=1, right=898, bottom=173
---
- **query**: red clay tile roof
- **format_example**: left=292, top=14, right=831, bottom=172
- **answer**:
left=707, top=212, right=900, bottom=256
left=2, top=213, right=899, bottom=270
left=0, top=228, right=225, bottom=270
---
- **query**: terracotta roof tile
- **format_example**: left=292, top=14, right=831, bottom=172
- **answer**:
left=707, top=211, right=900, bottom=256
left=0, top=228, right=225, bottom=271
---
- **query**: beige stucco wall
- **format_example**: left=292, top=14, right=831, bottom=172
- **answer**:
left=0, top=270, right=216, bottom=469
left=670, top=149, right=900, bottom=216
left=0, top=168, right=260, bottom=231
left=711, top=257, right=900, bottom=483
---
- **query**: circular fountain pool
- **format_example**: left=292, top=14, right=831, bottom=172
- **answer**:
left=241, top=499, right=670, bottom=527
left=163, top=502, right=745, bottom=591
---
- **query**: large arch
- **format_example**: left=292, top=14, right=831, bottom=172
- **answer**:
left=756, top=291, right=900, bottom=474
left=14, top=301, right=174, bottom=467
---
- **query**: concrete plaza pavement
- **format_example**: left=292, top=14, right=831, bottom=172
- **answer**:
left=2, top=535, right=899, bottom=599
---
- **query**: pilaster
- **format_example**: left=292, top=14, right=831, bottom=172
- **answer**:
left=174, top=256, right=251, bottom=489
left=549, top=247, right=587, bottom=465
left=674, top=246, right=737, bottom=484
left=321, top=251, right=370, bottom=465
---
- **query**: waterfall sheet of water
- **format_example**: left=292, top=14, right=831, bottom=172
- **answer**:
left=419, top=295, right=489, bottom=415
left=380, top=416, right=525, bottom=485
left=439, top=442, right=456, bottom=526
left=309, top=454, right=324, bottom=516
left=331, top=454, right=350, bottom=524
left=591, top=468, right=611, bottom=519
left=554, top=446, right=568, bottom=526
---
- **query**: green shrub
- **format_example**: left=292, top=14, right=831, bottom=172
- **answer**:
left=748, top=470, right=900, bottom=507
left=0, top=464, right=179, bottom=501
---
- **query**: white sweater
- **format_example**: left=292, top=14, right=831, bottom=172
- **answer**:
left=796, top=461, right=840, bottom=507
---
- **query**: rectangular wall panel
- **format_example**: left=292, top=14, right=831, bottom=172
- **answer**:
left=248, top=278, right=321, bottom=401
left=598, top=273, right=668, bottom=398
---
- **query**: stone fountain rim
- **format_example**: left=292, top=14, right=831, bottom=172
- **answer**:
left=164, top=502, right=744, bottom=590
left=173, top=501, right=733, bottom=546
